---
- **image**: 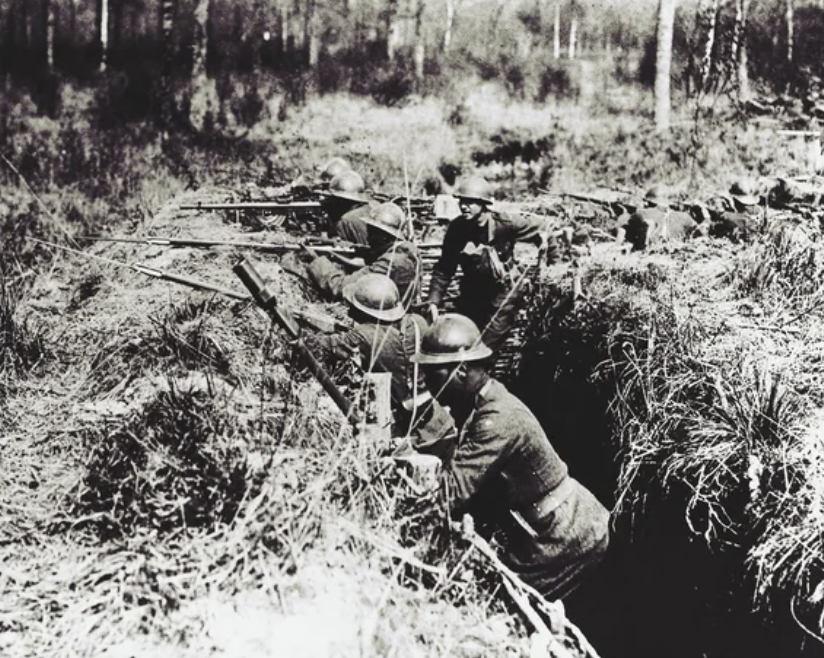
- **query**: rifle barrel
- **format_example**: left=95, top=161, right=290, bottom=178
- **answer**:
left=179, top=201, right=322, bottom=211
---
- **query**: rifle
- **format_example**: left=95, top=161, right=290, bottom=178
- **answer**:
left=81, top=235, right=444, bottom=255
left=81, top=235, right=371, bottom=258
left=29, top=238, right=351, bottom=333
left=179, top=201, right=322, bottom=212
left=563, top=192, right=703, bottom=218
left=234, top=258, right=358, bottom=423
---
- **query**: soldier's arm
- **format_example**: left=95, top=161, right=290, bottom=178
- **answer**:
left=306, top=256, right=349, bottom=300
left=305, top=326, right=364, bottom=363
left=503, top=213, right=561, bottom=264
left=428, top=222, right=465, bottom=306
left=440, top=411, right=511, bottom=514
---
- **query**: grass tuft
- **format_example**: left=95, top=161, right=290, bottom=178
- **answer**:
left=74, top=381, right=251, bottom=538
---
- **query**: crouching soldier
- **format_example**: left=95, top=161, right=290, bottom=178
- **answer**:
left=306, top=202, right=421, bottom=310
left=307, top=274, right=454, bottom=452
left=427, top=176, right=560, bottom=353
left=411, top=313, right=610, bottom=600
left=322, top=170, right=375, bottom=246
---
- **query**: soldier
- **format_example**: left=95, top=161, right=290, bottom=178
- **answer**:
left=309, top=274, right=454, bottom=452
left=622, top=187, right=701, bottom=251
left=323, top=170, right=375, bottom=246
left=306, top=202, right=421, bottom=309
left=319, top=156, right=352, bottom=182
left=411, top=313, right=610, bottom=600
left=426, top=176, right=559, bottom=353
left=708, top=178, right=764, bottom=243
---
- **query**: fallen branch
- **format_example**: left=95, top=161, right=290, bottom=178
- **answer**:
left=461, top=514, right=601, bottom=658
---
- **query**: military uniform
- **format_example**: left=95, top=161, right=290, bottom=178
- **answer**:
left=708, top=207, right=763, bottom=243
left=442, top=377, right=610, bottom=599
left=335, top=203, right=374, bottom=245
left=308, top=241, right=422, bottom=309
left=312, top=315, right=453, bottom=448
left=623, top=207, right=699, bottom=251
left=428, top=210, right=559, bottom=351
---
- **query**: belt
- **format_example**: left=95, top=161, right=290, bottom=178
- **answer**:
left=518, top=476, right=576, bottom=526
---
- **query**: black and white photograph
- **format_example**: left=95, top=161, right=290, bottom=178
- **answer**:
left=2, top=0, right=824, bottom=656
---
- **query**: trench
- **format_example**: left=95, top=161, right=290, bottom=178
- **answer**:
left=506, top=284, right=822, bottom=658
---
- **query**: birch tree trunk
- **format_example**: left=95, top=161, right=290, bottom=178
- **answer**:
left=734, top=0, right=751, bottom=100
left=698, top=0, right=718, bottom=95
left=786, top=0, right=793, bottom=64
left=655, top=0, right=676, bottom=131
left=414, top=0, right=425, bottom=79
left=44, top=0, right=55, bottom=71
left=305, top=0, right=319, bottom=68
left=443, top=0, right=454, bottom=52
left=386, top=0, right=400, bottom=61
left=98, top=0, right=108, bottom=73
left=568, top=17, right=577, bottom=60
left=553, top=1, right=560, bottom=59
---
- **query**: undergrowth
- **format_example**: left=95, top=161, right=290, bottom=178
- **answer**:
left=1, top=278, right=50, bottom=397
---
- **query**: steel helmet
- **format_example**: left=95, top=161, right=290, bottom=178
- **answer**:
left=320, top=157, right=351, bottom=181
left=411, top=314, right=493, bottom=365
left=329, top=170, right=369, bottom=203
left=342, top=273, right=405, bottom=322
left=453, top=177, right=494, bottom=205
left=361, top=202, right=406, bottom=239
left=644, top=185, right=668, bottom=206
left=729, top=178, right=760, bottom=206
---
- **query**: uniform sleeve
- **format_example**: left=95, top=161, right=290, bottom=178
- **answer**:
left=440, top=411, right=511, bottom=514
left=501, top=212, right=547, bottom=246
left=428, top=222, right=465, bottom=306
left=307, top=256, right=348, bottom=300
left=306, top=327, right=364, bottom=363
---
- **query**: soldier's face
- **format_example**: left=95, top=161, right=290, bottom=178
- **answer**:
left=423, top=363, right=463, bottom=405
left=459, top=198, right=485, bottom=221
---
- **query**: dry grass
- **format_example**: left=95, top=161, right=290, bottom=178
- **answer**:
left=520, top=232, right=824, bottom=651
left=7, top=80, right=824, bottom=656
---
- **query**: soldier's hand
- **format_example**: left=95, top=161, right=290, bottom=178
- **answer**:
left=427, top=303, right=440, bottom=322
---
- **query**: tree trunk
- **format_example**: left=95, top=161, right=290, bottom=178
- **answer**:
left=386, top=0, right=399, bottom=61
left=735, top=0, right=751, bottom=101
left=568, top=17, right=577, bottom=60
left=280, top=1, right=290, bottom=53
left=305, top=0, right=319, bottom=67
left=98, top=0, right=108, bottom=73
left=698, top=0, right=718, bottom=95
left=44, top=0, right=55, bottom=71
left=159, top=0, right=175, bottom=140
left=553, top=1, right=560, bottom=59
left=443, top=0, right=454, bottom=52
left=786, top=0, right=793, bottom=64
left=160, top=0, right=175, bottom=76
left=655, top=0, right=676, bottom=131
left=192, top=0, right=209, bottom=79
left=414, top=0, right=425, bottom=79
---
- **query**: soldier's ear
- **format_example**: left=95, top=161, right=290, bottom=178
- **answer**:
left=453, top=362, right=468, bottom=385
